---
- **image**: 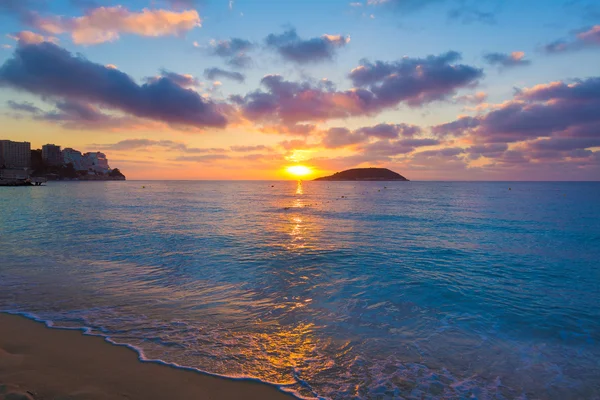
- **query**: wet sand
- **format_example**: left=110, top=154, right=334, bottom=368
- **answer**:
left=0, top=313, right=295, bottom=400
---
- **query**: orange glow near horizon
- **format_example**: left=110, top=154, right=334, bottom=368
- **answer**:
left=286, top=165, right=312, bottom=177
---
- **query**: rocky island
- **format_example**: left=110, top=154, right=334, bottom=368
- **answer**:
left=314, top=168, right=409, bottom=181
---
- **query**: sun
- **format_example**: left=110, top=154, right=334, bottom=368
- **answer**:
left=286, top=165, right=312, bottom=177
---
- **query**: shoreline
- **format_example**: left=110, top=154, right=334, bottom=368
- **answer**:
left=0, top=312, right=297, bottom=400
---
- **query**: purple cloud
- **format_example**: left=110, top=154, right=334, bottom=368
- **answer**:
left=0, top=42, right=227, bottom=128
left=237, top=53, right=482, bottom=124
left=204, top=67, right=245, bottom=83
left=483, top=51, right=531, bottom=68
left=544, top=25, right=600, bottom=53
left=206, top=38, right=254, bottom=68
left=6, top=100, right=42, bottom=113
left=355, top=123, right=422, bottom=138
left=349, top=52, right=483, bottom=107
left=265, top=28, right=350, bottom=64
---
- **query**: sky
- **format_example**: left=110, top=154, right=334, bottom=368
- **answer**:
left=0, top=0, right=599, bottom=180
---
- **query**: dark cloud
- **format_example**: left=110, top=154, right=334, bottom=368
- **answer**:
left=7, top=98, right=138, bottom=130
left=163, top=0, right=206, bottom=9
left=355, top=123, right=422, bottom=138
left=146, top=70, right=200, bottom=88
left=483, top=52, right=531, bottom=68
left=433, top=76, right=600, bottom=167
left=208, top=38, right=254, bottom=68
left=0, top=0, right=42, bottom=23
left=322, top=127, right=364, bottom=148
left=237, top=53, right=481, bottom=124
left=431, top=116, right=480, bottom=137
left=544, top=25, right=600, bottom=53
left=467, top=143, right=508, bottom=160
left=349, top=52, right=483, bottom=107
left=204, top=67, right=245, bottom=83
left=97, top=139, right=226, bottom=153
left=265, top=28, right=350, bottom=64
left=6, top=100, right=42, bottom=113
left=0, top=42, right=227, bottom=129
left=414, top=147, right=465, bottom=157
left=358, top=138, right=440, bottom=157
left=321, top=123, right=436, bottom=151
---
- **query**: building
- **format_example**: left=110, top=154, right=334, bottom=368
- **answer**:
left=83, top=151, right=110, bottom=173
left=62, top=148, right=85, bottom=171
left=0, top=140, right=31, bottom=169
left=42, top=144, right=63, bottom=166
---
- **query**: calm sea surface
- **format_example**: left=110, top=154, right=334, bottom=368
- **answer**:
left=1, top=181, right=599, bottom=399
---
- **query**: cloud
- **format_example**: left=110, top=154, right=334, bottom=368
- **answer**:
left=146, top=70, right=200, bottom=88
left=7, top=98, right=145, bottom=130
left=6, top=100, right=43, bottom=113
left=164, top=0, right=202, bottom=9
left=431, top=116, right=480, bottom=137
left=7, top=30, right=59, bottom=45
left=483, top=51, right=531, bottom=68
left=448, top=6, right=496, bottom=25
left=96, top=139, right=227, bottom=154
left=0, top=42, right=227, bottom=128
left=174, top=154, right=231, bottom=162
left=454, top=91, right=487, bottom=104
left=265, top=28, right=350, bottom=64
left=204, top=67, right=245, bottom=83
left=544, top=25, right=600, bottom=53
left=322, top=127, right=364, bottom=148
left=0, top=0, right=43, bottom=23
left=206, top=38, right=254, bottom=68
left=348, top=51, right=483, bottom=107
left=355, top=123, right=422, bottom=138
left=322, top=123, right=431, bottom=149
left=432, top=76, right=600, bottom=168
left=236, top=53, right=481, bottom=124
left=229, top=145, right=272, bottom=152
left=33, top=6, right=201, bottom=45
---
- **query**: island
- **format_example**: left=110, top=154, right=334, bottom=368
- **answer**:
left=314, top=167, right=409, bottom=181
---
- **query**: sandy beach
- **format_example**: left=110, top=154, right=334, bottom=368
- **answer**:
left=0, top=313, right=295, bottom=400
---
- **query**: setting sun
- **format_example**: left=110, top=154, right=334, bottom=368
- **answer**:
left=286, top=165, right=312, bottom=177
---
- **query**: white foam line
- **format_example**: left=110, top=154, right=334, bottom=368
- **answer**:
left=1, top=310, right=324, bottom=400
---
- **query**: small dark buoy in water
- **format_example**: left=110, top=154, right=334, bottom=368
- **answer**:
left=509, top=188, right=511, bottom=190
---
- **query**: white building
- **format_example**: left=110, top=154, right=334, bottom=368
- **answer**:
left=83, top=152, right=110, bottom=173
left=0, top=140, right=31, bottom=168
left=42, top=144, right=62, bottom=166
left=62, top=148, right=85, bottom=171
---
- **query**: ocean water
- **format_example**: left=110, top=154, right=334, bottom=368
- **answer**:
left=1, top=181, right=599, bottom=399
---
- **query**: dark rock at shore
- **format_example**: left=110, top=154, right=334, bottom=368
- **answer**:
left=314, top=168, right=409, bottom=181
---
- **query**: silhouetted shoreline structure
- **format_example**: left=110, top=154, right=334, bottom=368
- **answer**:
left=1, top=139, right=125, bottom=185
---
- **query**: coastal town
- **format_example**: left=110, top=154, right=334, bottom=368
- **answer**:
left=0, top=139, right=125, bottom=186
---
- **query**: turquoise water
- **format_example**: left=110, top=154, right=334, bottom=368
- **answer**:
left=1, top=181, right=599, bottom=399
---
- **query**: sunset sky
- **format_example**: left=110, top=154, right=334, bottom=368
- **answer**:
left=1, top=0, right=599, bottom=180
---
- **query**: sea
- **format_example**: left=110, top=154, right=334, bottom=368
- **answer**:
left=0, top=181, right=599, bottom=399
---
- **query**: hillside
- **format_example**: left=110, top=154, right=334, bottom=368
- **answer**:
left=314, top=168, right=409, bottom=181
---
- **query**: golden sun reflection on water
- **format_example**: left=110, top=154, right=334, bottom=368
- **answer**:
left=296, top=180, right=303, bottom=195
